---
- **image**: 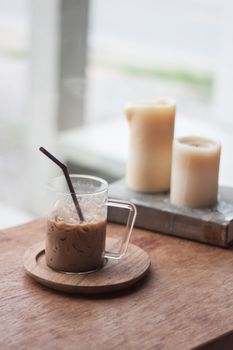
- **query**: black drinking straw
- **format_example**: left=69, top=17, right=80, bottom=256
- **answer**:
left=39, top=147, right=84, bottom=222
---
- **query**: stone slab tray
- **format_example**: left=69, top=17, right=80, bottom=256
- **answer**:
left=108, top=179, right=233, bottom=247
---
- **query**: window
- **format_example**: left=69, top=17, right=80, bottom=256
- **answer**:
left=0, top=0, right=233, bottom=223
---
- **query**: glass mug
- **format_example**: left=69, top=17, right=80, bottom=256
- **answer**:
left=46, top=175, right=137, bottom=273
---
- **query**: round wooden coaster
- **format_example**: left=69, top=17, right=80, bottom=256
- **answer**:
left=23, top=239, right=150, bottom=294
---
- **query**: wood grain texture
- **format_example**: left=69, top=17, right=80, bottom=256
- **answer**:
left=23, top=239, right=150, bottom=294
left=109, top=179, right=233, bottom=247
left=1, top=219, right=233, bottom=349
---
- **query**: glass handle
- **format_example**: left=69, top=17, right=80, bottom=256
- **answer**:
left=104, top=199, right=137, bottom=260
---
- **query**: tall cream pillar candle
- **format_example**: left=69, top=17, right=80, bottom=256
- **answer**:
left=170, top=136, right=221, bottom=208
left=125, top=98, right=176, bottom=192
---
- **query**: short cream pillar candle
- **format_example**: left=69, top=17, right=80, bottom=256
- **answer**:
left=125, top=98, right=176, bottom=192
left=170, top=136, right=221, bottom=208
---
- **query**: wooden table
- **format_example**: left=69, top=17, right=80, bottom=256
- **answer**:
left=1, top=219, right=233, bottom=350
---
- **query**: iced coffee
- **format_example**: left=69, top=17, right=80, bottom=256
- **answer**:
left=46, top=216, right=106, bottom=272
left=45, top=174, right=137, bottom=274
